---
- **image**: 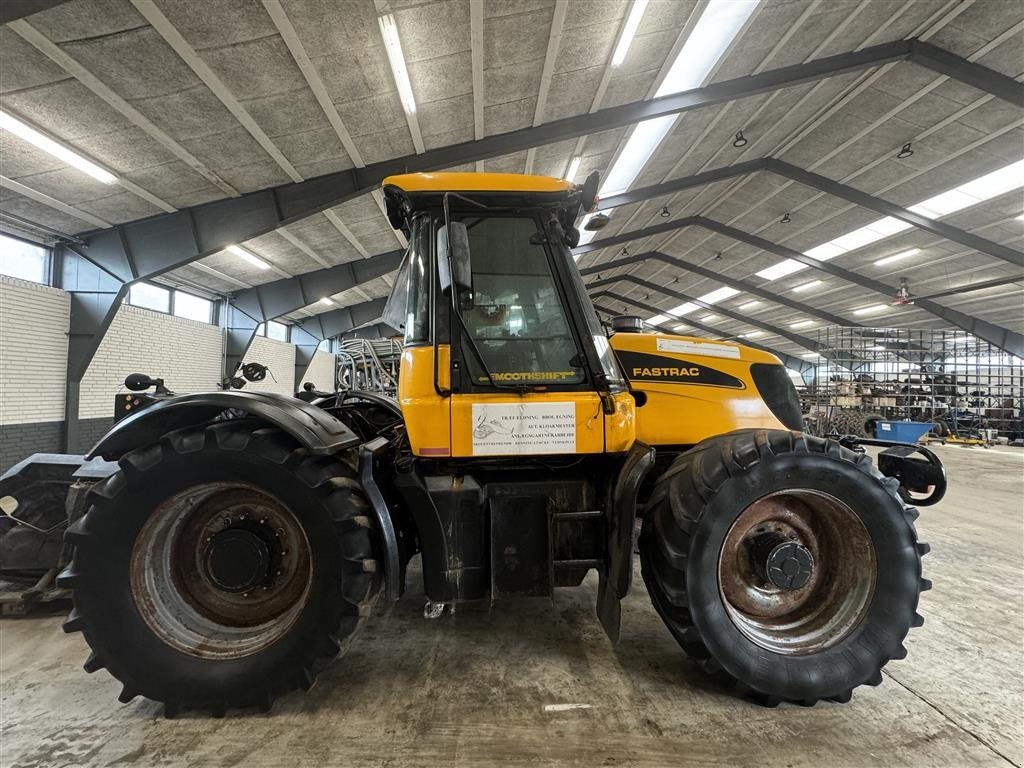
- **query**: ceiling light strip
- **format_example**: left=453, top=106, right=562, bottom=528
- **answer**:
left=0, top=110, right=116, bottom=184
left=611, top=0, right=649, bottom=66
left=583, top=0, right=760, bottom=252
left=756, top=158, right=1024, bottom=281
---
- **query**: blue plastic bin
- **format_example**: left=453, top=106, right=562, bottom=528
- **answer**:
left=875, top=420, right=933, bottom=443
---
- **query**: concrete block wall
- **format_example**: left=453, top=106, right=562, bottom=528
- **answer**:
left=303, top=350, right=336, bottom=391
left=1, top=277, right=316, bottom=468
left=243, top=336, right=297, bottom=397
left=0, top=276, right=70, bottom=468
left=79, top=304, right=225, bottom=420
left=71, top=304, right=227, bottom=451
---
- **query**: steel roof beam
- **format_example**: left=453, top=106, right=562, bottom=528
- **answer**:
left=576, top=218, right=1024, bottom=357
left=580, top=249, right=856, bottom=327
left=909, top=39, right=1024, bottom=107
left=290, top=298, right=389, bottom=386
left=765, top=159, right=1024, bottom=268
left=590, top=274, right=821, bottom=352
left=596, top=159, right=1023, bottom=268
left=223, top=250, right=402, bottom=378
left=44, top=39, right=1017, bottom=384
left=591, top=294, right=815, bottom=380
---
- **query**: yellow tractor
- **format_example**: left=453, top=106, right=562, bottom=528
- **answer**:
left=40, top=172, right=942, bottom=714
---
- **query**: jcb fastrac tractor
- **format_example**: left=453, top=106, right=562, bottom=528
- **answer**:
left=0, top=172, right=948, bottom=715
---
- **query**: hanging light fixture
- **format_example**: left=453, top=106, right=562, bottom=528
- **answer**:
left=780, top=212, right=791, bottom=224
left=897, top=142, right=914, bottom=159
left=732, top=130, right=748, bottom=148
left=660, top=205, right=670, bottom=218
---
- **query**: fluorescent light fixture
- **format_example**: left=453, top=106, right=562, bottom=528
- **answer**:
left=378, top=14, right=417, bottom=115
left=319, top=297, right=336, bottom=307
left=853, top=304, right=888, bottom=316
left=673, top=323, right=689, bottom=332
left=227, top=244, right=270, bottom=270
left=755, top=158, right=1024, bottom=282
left=701, top=314, right=719, bottom=322
left=867, top=345, right=886, bottom=351
left=648, top=314, right=669, bottom=325
left=874, top=248, right=920, bottom=267
left=699, top=286, right=741, bottom=304
left=738, top=300, right=762, bottom=310
left=0, top=110, right=117, bottom=184
left=654, top=0, right=760, bottom=98
left=600, top=114, right=677, bottom=197
left=580, top=0, right=759, bottom=242
left=792, top=280, right=822, bottom=293
left=790, top=320, right=815, bottom=329
left=801, top=352, right=822, bottom=359
left=1016, top=213, right=1024, bottom=220
left=566, top=155, right=582, bottom=181
left=611, top=0, right=649, bottom=66
left=740, top=331, right=764, bottom=338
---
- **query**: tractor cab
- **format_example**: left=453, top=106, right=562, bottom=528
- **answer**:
left=381, top=172, right=635, bottom=459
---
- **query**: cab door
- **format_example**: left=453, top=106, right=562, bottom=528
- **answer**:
left=445, top=214, right=609, bottom=458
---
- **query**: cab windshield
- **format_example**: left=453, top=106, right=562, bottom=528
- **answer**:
left=458, top=215, right=584, bottom=386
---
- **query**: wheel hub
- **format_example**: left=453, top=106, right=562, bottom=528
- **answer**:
left=718, top=490, right=876, bottom=655
left=204, top=528, right=271, bottom=593
left=765, top=541, right=814, bottom=591
left=130, top=482, right=313, bottom=659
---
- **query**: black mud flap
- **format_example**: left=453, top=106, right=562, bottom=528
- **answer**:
left=359, top=437, right=404, bottom=600
left=597, top=441, right=655, bottom=643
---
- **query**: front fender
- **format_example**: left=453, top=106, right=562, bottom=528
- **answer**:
left=87, top=391, right=360, bottom=460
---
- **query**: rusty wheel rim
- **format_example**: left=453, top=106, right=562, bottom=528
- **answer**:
left=130, top=482, right=312, bottom=659
left=717, top=490, right=876, bottom=655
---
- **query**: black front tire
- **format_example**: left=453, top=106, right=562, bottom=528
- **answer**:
left=59, top=421, right=380, bottom=716
left=640, top=429, right=928, bottom=706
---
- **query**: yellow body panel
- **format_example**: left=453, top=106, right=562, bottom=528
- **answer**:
left=398, top=346, right=638, bottom=458
left=398, top=346, right=452, bottom=457
left=383, top=172, right=574, bottom=195
left=609, top=332, right=788, bottom=446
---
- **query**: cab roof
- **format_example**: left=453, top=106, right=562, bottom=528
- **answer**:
left=382, top=172, right=575, bottom=195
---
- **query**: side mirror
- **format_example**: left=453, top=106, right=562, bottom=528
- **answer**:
left=437, top=222, right=472, bottom=295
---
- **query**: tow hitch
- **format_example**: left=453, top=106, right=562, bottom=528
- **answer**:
left=837, top=436, right=947, bottom=506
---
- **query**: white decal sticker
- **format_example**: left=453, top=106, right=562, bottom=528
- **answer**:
left=471, top=402, right=576, bottom=456
left=656, top=337, right=741, bottom=359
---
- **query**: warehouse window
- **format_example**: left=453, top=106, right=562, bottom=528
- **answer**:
left=173, top=290, right=212, bottom=323
left=0, top=234, right=49, bottom=284
left=266, top=320, right=289, bottom=342
left=128, top=282, right=170, bottom=313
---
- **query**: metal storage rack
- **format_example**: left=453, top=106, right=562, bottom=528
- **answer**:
left=798, top=327, right=1024, bottom=442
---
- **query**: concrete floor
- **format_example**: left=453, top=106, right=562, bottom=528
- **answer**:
left=1, top=445, right=1021, bottom=768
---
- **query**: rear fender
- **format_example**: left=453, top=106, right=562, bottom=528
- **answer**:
left=87, top=391, right=360, bottom=460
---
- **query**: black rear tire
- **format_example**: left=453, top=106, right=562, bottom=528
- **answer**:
left=639, top=429, right=928, bottom=706
left=59, top=421, right=380, bottom=716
